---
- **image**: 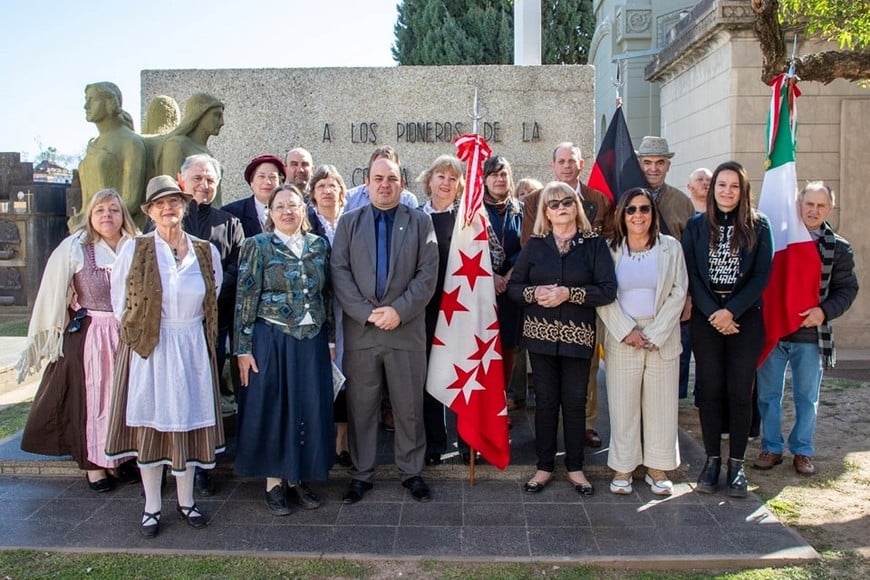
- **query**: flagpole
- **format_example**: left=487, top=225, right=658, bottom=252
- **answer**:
left=468, top=87, right=482, bottom=486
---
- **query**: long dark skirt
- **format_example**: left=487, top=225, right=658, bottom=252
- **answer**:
left=21, top=316, right=97, bottom=470
left=235, top=321, right=335, bottom=482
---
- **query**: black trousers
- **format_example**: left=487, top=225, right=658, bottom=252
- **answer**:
left=529, top=352, right=590, bottom=472
left=691, top=306, right=764, bottom=460
left=423, top=392, right=447, bottom=456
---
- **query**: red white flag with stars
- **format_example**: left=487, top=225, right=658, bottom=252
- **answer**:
left=425, top=134, right=510, bottom=470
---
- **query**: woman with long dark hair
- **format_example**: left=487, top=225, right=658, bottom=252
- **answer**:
left=682, top=161, right=773, bottom=497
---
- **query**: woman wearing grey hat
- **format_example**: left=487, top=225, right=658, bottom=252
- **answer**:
left=106, top=175, right=224, bottom=538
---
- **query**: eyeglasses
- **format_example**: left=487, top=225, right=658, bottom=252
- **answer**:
left=546, top=197, right=575, bottom=210
left=66, top=308, right=88, bottom=333
left=271, top=204, right=302, bottom=214
left=625, top=205, right=652, bottom=215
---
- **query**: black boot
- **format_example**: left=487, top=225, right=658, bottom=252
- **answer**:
left=727, top=458, right=748, bottom=498
left=696, top=456, right=721, bottom=494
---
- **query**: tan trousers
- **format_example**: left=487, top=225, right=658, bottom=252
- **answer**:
left=586, top=347, right=600, bottom=430
left=603, top=321, right=680, bottom=473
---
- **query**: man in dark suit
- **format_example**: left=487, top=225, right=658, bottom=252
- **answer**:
left=331, top=158, right=438, bottom=504
left=222, top=154, right=286, bottom=237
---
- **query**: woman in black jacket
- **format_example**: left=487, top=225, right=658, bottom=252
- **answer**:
left=682, top=161, right=773, bottom=497
left=508, top=181, right=616, bottom=496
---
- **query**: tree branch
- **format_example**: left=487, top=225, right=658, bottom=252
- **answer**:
left=794, top=50, right=870, bottom=84
left=751, top=0, right=787, bottom=83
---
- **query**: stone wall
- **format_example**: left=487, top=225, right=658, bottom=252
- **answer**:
left=141, top=65, right=596, bottom=203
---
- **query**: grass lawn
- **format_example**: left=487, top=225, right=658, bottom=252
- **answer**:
left=0, top=550, right=865, bottom=579
left=0, top=318, right=29, bottom=337
left=0, top=401, right=29, bottom=440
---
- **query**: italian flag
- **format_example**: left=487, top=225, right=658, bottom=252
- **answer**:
left=758, top=73, right=821, bottom=365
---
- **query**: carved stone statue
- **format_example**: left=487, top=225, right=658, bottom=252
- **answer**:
left=73, top=82, right=147, bottom=230
left=143, top=95, right=180, bottom=136
left=155, top=93, right=225, bottom=204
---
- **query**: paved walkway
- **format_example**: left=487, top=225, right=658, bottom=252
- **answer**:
left=0, top=357, right=820, bottom=567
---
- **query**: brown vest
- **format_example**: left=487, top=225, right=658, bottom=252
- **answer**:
left=120, top=236, right=218, bottom=358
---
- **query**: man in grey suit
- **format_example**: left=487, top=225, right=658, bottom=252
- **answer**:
left=331, top=158, right=439, bottom=503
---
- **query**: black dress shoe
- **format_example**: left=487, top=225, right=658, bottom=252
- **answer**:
left=425, top=451, right=443, bottom=466
left=459, top=450, right=480, bottom=465
left=139, top=510, right=161, bottom=538
left=343, top=479, right=373, bottom=504
left=727, top=459, right=748, bottom=498
left=265, top=483, right=295, bottom=516
left=109, top=460, right=140, bottom=484
left=402, top=476, right=432, bottom=502
left=696, top=456, right=722, bottom=494
left=336, top=451, right=353, bottom=467
left=287, top=483, right=321, bottom=510
left=194, top=470, right=216, bottom=497
left=86, top=474, right=114, bottom=493
left=176, top=503, right=208, bottom=529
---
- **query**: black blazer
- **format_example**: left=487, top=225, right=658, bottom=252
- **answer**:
left=222, top=196, right=262, bottom=239
left=681, top=212, right=773, bottom=319
left=508, top=232, right=617, bottom=359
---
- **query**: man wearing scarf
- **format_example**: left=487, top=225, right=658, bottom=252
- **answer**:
left=754, top=182, right=858, bottom=476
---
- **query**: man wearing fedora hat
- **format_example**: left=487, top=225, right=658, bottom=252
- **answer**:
left=636, top=136, right=696, bottom=405
left=635, top=136, right=694, bottom=241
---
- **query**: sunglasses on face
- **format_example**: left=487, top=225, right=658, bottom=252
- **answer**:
left=546, top=197, right=575, bottom=210
left=625, top=205, right=652, bottom=215
left=66, top=308, right=88, bottom=333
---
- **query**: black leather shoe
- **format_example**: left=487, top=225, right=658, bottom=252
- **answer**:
left=696, top=456, right=722, bottom=494
left=139, top=510, right=161, bottom=538
left=86, top=474, right=114, bottom=493
left=194, top=470, right=216, bottom=497
left=402, top=476, right=432, bottom=502
left=425, top=451, right=443, bottom=466
left=287, top=483, right=320, bottom=510
left=336, top=451, right=353, bottom=468
left=176, top=503, right=208, bottom=529
left=727, top=459, right=748, bottom=498
left=265, top=483, right=294, bottom=516
left=343, top=479, right=373, bottom=504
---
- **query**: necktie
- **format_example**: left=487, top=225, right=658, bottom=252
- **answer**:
left=375, top=212, right=388, bottom=300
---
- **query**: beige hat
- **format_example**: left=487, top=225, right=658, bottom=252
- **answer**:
left=636, top=136, right=675, bottom=158
left=140, top=175, right=191, bottom=213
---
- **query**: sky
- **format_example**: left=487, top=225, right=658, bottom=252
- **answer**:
left=0, top=0, right=399, bottom=163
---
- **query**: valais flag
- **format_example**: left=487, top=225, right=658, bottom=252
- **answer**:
left=425, top=133, right=510, bottom=469
left=758, top=73, right=821, bottom=364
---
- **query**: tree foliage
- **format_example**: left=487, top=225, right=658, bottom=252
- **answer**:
left=392, top=0, right=594, bottom=65
left=752, top=0, right=870, bottom=83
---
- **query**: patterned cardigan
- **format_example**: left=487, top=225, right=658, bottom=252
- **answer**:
left=234, top=232, right=333, bottom=355
left=508, top=232, right=617, bottom=359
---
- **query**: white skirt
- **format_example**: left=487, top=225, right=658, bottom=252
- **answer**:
left=126, top=317, right=216, bottom=431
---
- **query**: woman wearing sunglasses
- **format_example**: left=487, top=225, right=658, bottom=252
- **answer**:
left=509, top=182, right=616, bottom=496
left=17, top=189, right=139, bottom=492
left=597, top=188, right=687, bottom=496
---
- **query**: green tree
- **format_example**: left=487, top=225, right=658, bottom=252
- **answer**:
left=752, top=0, right=870, bottom=83
left=392, top=0, right=594, bottom=65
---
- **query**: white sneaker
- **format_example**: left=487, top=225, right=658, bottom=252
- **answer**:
left=610, top=472, right=633, bottom=495
left=644, top=469, right=674, bottom=496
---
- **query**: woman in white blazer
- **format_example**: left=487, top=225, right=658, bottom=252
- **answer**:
left=598, top=188, right=688, bottom=496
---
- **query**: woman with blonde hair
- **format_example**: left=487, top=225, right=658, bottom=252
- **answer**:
left=18, top=188, right=139, bottom=492
left=509, top=182, right=616, bottom=495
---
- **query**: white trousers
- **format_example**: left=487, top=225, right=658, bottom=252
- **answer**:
left=604, top=321, right=681, bottom=472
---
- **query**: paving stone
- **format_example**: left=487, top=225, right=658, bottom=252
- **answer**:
left=324, top=524, right=397, bottom=555
left=527, top=526, right=599, bottom=557
left=394, top=525, right=461, bottom=555
left=400, top=501, right=463, bottom=526
left=523, top=502, right=591, bottom=527
left=461, top=525, right=530, bottom=557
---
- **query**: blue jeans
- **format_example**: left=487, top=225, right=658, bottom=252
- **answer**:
left=756, top=341, right=823, bottom=456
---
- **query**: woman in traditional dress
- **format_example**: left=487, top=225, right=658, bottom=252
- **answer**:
left=106, top=175, right=224, bottom=538
left=234, top=184, right=334, bottom=516
left=18, top=189, right=138, bottom=492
